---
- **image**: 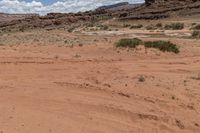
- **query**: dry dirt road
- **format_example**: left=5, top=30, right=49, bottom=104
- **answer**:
left=0, top=30, right=200, bottom=133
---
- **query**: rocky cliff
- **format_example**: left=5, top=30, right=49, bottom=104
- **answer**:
left=120, top=0, right=200, bottom=20
left=145, top=0, right=199, bottom=4
left=0, top=0, right=200, bottom=32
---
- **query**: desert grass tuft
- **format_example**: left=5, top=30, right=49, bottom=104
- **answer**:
left=130, top=24, right=143, bottom=29
left=115, top=38, right=142, bottom=48
left=191, top=24, right=200, bottom=30
left=116, top=38, right=180, bottom=54
left=164, top=23, right=184, bottom=30
left=144, top=41, right=179, bottom=53
left=191, top=31, right=200, bottom=38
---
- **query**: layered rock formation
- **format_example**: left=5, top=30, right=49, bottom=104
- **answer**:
left=146, top=0, right=199, bottom=4
left=0, top=0, right=200, bottom=32
left=120, top=0, right=200, bottom=20
left=97, top=2, right=129, bottom=10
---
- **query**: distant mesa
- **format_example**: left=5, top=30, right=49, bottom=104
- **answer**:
left=145, top=0, right=199, bottom=4
left=97, top=2, right=130, bottom=10
left=96, top=2, right=143, bottom=11
left=0, top=13, right=39, bottom=22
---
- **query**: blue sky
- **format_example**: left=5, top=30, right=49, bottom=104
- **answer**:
left=0, top=0, right=144, bottom=14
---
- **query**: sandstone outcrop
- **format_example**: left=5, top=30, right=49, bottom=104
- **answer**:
left=0, top=0, right=200, bottom=32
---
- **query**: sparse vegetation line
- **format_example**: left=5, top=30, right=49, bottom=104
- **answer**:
left=164, top=23, right=184, bottom=30
left=145, top=22, right=184, bottom=30
left=116, top=38, right=142, bottom=48
left=144, top=41, right=179, bottom=53
left=115, top=38, right=180, bottom=53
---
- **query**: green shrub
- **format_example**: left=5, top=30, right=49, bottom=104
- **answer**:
left=146, top=25, right=157, bottom=30
left=116, top=38, right=142, bottom=48
left=192, top=24, right=200, bottom=30
left=130, top=24, right=143, bottom=29
left=144, top=41, right=179, bottom=53
left=85, top=22, right=95, bottom=27
left=123, top=24, right=131, bottom=28
left=102, top=25, right=109, bottom=30
left=191, top=31, right=200, bottom=38
left=98, top=25, right=109, bottom=30
left=156, top=23, right=162, bottom=28
left=164, top=23, right=184, bottom=30
left=192, top=23, right=197, bottom=26
left=68, top=27, right=75, bottom=33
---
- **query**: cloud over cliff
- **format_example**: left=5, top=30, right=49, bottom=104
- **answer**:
left=0, top=0, right=144, bottom=14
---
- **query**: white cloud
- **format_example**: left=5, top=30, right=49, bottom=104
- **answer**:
left=0, top=0, right=144, bottom=15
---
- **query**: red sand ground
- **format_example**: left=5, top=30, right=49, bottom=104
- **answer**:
left=0, top=35, right=199, bottom=133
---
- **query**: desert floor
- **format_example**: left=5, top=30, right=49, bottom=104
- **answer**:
left=0, top=19, right=200, bottom=133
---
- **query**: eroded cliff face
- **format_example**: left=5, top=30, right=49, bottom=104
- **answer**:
left=145, top=0, right=199, bottom=5
left=0, top=0, right=200, bottom=32
left=120, top=0, right=200, bottom=20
